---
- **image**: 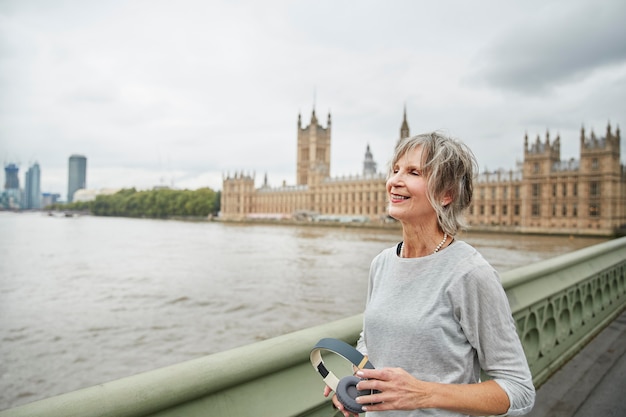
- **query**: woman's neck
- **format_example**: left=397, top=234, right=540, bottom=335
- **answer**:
left=400, top=223, right=448, bottom=258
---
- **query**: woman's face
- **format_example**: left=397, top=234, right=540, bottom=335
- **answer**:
left=386, top=146, right=437, bottom=224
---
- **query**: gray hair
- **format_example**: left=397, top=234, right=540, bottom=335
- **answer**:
left=389, top=132, right=478, bottom=236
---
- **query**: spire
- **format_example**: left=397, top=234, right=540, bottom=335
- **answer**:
left=580, top=125, right=586, bottom=145
left=554, top=133, right=560, bottom=152
left=524, top=132, right=528, bottom=151
left=311, top=87, right=318, bottom=126
left=363, top=143, right=377, bottom=176
left=400, top=104, right=410, bottom=139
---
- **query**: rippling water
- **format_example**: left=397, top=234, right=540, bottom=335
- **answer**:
left=0, top=212, right=609, bottom=409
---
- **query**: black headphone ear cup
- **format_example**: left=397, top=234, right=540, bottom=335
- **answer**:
left=336, top=375, right=365, bottom=414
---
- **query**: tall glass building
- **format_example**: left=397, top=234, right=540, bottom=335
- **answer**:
left=67, top=155, right=87, bottom=203
left=4, top=163, right=20, bottom=190
left=25, top=162, right=42, bottom=209
left=2, top=163, right=22, bottom=209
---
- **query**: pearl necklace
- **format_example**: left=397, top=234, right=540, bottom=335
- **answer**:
left=401, top=233, right=448, bottom=258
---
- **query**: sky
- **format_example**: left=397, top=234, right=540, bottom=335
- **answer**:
left=1, top=0, right=625, bottom=200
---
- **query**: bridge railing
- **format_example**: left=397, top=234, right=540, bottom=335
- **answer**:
left=2, top=237, right=625, bottom=417
left=503, top=236, right=626, bottom=387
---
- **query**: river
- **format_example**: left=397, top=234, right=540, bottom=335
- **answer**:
left=0, top=211, right=609, bottom=410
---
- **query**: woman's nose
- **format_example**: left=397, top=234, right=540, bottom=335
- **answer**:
left=387, top=172, right=402, bottom=187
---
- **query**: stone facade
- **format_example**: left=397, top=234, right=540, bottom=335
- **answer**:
left=468, top=124, right=625, bottom=235
left=220, top=108, right=406, bottom=222
left=221, top=110, right=625, bottom=235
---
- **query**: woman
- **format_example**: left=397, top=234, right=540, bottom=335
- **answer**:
left=325, top=132, right=535, bottom=416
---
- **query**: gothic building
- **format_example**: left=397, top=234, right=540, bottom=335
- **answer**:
left=221, top=109, right=625, bottom=235
left=221, top=109, right=410, bottom=221
left=467, top=123, right=625, bottom=235
left=296, top=110, right=331, bottom=186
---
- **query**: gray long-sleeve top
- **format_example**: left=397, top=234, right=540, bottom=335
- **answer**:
left=356, top=240, right=535, bottom=416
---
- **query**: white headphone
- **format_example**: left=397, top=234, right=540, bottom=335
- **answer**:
left=310, top=338, right=379, bottom=414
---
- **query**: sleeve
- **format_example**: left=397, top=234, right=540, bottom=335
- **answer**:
left=451, top=264, right=536, bottom=416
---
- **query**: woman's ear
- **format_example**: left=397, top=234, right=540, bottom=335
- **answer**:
left=441, top=194, right=453, bottom=207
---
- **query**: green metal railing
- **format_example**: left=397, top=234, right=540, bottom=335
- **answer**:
left=2, top=237, right=625, bottom=417
left=504, top=236, right=626, bottom=387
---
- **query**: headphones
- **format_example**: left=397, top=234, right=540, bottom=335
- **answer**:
left=310, top=338, right=379, bottom=414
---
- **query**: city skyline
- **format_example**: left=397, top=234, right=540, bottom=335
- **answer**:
left=1, top=0, right=625, bottom=200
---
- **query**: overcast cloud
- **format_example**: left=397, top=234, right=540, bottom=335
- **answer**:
left=1, top=0, right=625, bottom=200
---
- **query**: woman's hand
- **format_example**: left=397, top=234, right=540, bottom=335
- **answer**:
left=353, top=368, right=510, bottom=415
left=323, top=385, right=359, bottom=417
left=353, top=367, right=431, bottom=412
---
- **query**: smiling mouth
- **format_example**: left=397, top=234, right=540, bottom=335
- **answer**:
left=390, top=193, right=409, bottom=202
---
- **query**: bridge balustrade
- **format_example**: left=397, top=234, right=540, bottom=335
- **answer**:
left=504, top=237, right=625, bottom=387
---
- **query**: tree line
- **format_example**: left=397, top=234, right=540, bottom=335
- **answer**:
left=50, top=187, right=221, bottom=219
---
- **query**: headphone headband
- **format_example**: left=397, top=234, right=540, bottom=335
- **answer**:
left=310, top=338, right=374, bottom=391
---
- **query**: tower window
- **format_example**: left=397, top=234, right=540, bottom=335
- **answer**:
left=532, top=183, right=541, bottom=198
left=532, top=203, right=540, bottom=217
